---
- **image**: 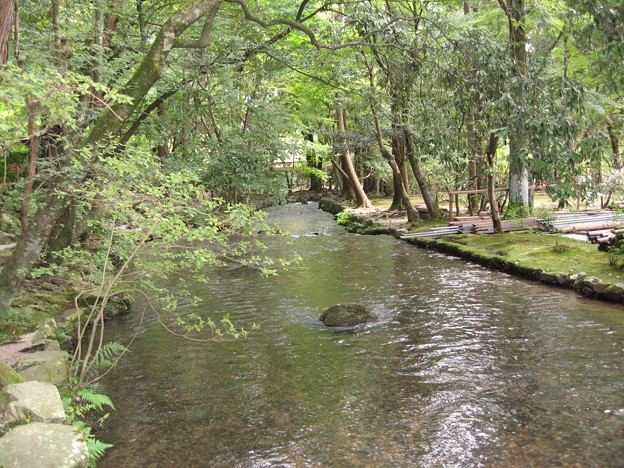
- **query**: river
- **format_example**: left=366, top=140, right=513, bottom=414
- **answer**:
left=100, top=202, right=624, bottom=467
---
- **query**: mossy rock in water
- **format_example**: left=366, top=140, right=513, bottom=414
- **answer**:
left=77, top=287, right=131, bottom=317
left=320, top=303, right=377, bottom=327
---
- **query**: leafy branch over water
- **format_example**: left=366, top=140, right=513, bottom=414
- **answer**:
left=30, top=151, right=300, bottom=384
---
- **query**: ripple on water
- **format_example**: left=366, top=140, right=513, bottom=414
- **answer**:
left=100, top=203, right=624, bottom=467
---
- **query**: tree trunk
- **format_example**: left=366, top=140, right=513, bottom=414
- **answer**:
left=467, top=122, right=481, bottom=215
left=504, top=0, right=530, bottom=209
left=46, top=201, right=77, bottom=254
left=157, top=102, right=169, bottom=163
left=370, top=106, right=418, bottom=222
left=304, top=133, right=323, bottom=192
left=404, top=129, right=441, bottom=219
left=486, top=132, right=503, bottom=233
left=463, top=1, right=480, bottom=216
left=339, top=156, right=355, bottom=200
left=389, top=133, right=411, bottom=211
left=0, top=0, right=14, bottom=65
left=393, top=134, right=409, bottom=194
left=607, top=122, right=622, bottom=170
left=50, top=0, right=64, bottom=66
left=137, top=0, right=147, bottom=50
left=20, top=99, right=39, bottom=232
left=336, top=104, right=372, bottom=209
left=104, top=0, right=123, bottom=47
left=0, top=192, right=68, bottom=314
left=388, top=158, right=418, bottom=221
left=388, top=108, right=405, bottom=211
left=509, top=137, right=530, bottom=207
left=388, top=171, right=404, bottom=211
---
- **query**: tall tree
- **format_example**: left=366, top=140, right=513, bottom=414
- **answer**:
left=336, top=104, right=373, bottom=209
left=0, top=0, right=15, bottom=65
left=500, top=0, right=530, bottom=208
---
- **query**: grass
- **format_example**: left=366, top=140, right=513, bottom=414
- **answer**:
left=441, top=231, right=623, bottom=282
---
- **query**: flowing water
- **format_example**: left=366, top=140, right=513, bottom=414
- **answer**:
left=100, top=203, right=624, bottom=467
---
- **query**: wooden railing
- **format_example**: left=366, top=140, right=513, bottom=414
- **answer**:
left=447, top=187, right=508, bottom=222
left=447, top=185, right=545, bottom=222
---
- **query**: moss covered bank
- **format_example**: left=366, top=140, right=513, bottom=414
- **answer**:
left=319, top=198, right=624, bottom=305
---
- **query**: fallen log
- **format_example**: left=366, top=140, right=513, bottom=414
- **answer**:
left=570, top=221, right=623, bottom=232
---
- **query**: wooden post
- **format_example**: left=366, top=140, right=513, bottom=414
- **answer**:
left=448, top=191, right=453, bottom=222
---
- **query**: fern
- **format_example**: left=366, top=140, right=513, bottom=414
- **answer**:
left=62, top=396, right=73, bottom=417
left=78, top=385, right=115, bottom=411
left=81, top=425, right=114, bottom=467
left=86, top=341, right=128, bottom=374
left=86, top=437, right=114, bottom=462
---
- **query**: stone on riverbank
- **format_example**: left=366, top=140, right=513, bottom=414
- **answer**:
left=573, top=276, right=610, bottom=297
left=1, top=381, right=65, bottom=424
left=539, top=271, right=559, bottom=285
left=42, top=339, right=61, bottom=351
left=0, top=422, right=88, bottom=468
left=0, top=363, right=24, bottom=389
left=320, top=303, right=377, bottom=327
left=601, top=283, right=624, bottom=302
left=30, top=318, right=58, bottom=346
left=18, top=350, right=68, bottom=385
left=563, top=272, right=587, bottom=289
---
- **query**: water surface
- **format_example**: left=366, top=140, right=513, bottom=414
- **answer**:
left=100, top=203, right=624, bottom=467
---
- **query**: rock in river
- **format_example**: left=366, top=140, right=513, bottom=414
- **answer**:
left=319, top=303, right=377, bottom=327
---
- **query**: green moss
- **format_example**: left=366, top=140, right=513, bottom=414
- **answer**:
left=438, top=231, right=620, bottom=283
left=470, top=252, right=498, bottom=264
left=443, top=234, right=470, bottom=245
left=1, top=281, right=75, bottom=341
left=0, top=364, right=24, bottom=389
left=0, top=308, right=38, bottom=339
left=320, top=198, right=624, bottom=286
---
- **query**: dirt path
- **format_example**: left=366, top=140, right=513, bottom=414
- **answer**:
left=0, top=332, right=36, bottom=367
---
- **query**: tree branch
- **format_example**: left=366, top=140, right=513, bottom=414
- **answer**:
left=295, top=0, right=311, bottom=22
left=226, top=0, right=397, bottom=51
left=263, top=51, right=354, bottom=94
left=173, top=4, right=220, bottom=48
left=497, top=0, right=509, bottom=17
left=226, top=0, right=324, bottom=49
left=119, top=89, right=179, bottom=145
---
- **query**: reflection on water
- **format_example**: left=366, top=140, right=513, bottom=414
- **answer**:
left=100, top=203, right=624, bottom=467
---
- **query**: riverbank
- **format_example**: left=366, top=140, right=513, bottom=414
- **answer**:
left=0, top=317, right=90, bottom=467
left=319, top=198, right=624, bottom=305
